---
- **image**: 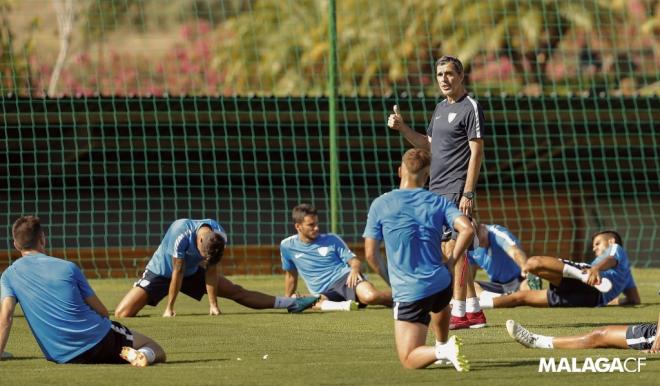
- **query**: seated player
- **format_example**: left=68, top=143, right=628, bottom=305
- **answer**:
left=1, top=216, right=165, bottom=367
left=363, top=148, right=471, bottom=371
left=114, top=218, right=317, bottom=318
left=469, top=222, right=542, bottom=296
left=280, top=204, right=392, bottom=311
left=480, top=230, right=640, bottom=309
left=506, top=313, right=659, bottom=352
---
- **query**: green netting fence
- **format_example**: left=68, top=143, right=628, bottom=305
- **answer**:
left=1, top=0, right=658, bottom=277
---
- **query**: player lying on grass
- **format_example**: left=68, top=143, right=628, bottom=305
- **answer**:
left=114, top=218, right=318, bottom=318
left=280, top=204, right=392, bottom=312
left=506, top=313, right=659, bottom=352
left=363, top=148, right=471, bottom=371
left=0, top=216, right=165, bottom=367
left=469, top=222, right=542, bottom=295
left=479, top=230, right=640, bottom=309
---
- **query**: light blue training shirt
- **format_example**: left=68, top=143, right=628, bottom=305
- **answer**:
left=0, top=253, right=110, bottom=363
left=280, top=233, right=355, bottom=294
left=362, top=188, right=462, bottom=302
left=145, top=219, right=227, bottom=278
left=594, top=243, right=636, bottom=305
left=468, top=224, right=522, bottom=283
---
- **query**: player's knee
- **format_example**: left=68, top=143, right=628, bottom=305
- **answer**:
left=358, top=291, right=377, bottom=305
left=585, top=329, right=608, bottom=347
left=223, top=284, right=246, bottom=300
left=114, top=307, right=131, bottom=318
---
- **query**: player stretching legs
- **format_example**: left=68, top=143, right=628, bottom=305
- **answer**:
left=506, top=311, right=659, bottom=352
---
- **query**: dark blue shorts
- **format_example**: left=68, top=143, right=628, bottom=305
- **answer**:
left=68, top=321, right=134, bottom=364
left=134, top=268, right=207, bottom=306
left=321, top=272, right=364, bottom=303
left=393, top=284, right=453, bottom=326
left=437, top=192, right=461, bottom=241
left=626, top=324, right=657, bottom=350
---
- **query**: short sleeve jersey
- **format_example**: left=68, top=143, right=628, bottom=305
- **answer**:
left=362, top=188, right=461, bottom=302
left=280, top=233, right=355, bottom=294
left=593, top=243, right=635, bottom=305
left=468, top=224, right=522, bottom=283
left=0, top=253, right=110, bottom=363
left=426, top=94, right=485, bottom=194
left=145, top=219, right=227, bottom=278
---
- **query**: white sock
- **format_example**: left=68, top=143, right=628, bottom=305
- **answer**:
left=479, top=295, right=494, bottom=309
left=562, top=264, right=585, bottom=281
left=532, top=335, right=554, bottom=349
left=274, top=296, right=295, bottom=309
left=466, top=297, right=481, bottom=313
left=450, top=300, right=466, bottom=317
left=138, top=347, right=156, bottom=364
left=434, top=340, right=452, bottom=360
left=319, top=300, right=352, bottom=311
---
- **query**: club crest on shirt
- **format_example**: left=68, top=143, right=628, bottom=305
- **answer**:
left=448, top=112, right=457, bottom=123
left=318, top=247, right=329, bottom=256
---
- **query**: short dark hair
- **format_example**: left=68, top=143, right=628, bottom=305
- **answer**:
left=13, top=215, right=44, bottom=251
left=435, top=55, right=464, bottom=75
left=402, top=148, right=431, bottom=174
left=292, top=203, right=317, bottom=224
left=591, top=230, right=623, bottom=247
left=200, top=230, right=226, bottom=265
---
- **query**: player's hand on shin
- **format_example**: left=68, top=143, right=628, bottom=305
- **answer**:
left=585, top=267, right=601, bottom=287
left=387, top=105, right=405, bottom=131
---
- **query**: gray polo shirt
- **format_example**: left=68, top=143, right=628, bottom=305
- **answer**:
left=425, top=94, right=485, bottom=195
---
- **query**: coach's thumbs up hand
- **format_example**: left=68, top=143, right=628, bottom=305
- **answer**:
left=388, top=105, right=405, bottom=131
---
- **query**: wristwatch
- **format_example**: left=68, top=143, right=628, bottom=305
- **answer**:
left=462, top=191, right=475, bottom=200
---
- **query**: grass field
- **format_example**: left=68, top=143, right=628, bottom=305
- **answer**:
left=2, top=268, right=659, bottom=386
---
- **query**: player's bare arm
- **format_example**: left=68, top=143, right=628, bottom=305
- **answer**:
left=460, top=138, right=484, bottom=215
left=387, top=105, right=430, bottom=150
left=164, top=257, right=185, bottom=317
left=284, top=270, right=298, bottom=297
left=84, top=295, right=109, bottom=318
left=205, top=263, right=221, bottom=315
left=0, top=297, right=16, bottom=359
left=507, top=245, right=528, bottom=274
left=364, top=238, right=390, bottom=286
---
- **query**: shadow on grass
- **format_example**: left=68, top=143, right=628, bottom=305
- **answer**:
left=470, top=358, right=543, bottom=370
left=166, top=358, right=229, bottom=364
left=2, top=356, right=42, bottom=361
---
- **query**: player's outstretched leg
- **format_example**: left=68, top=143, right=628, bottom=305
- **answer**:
left=120, top=330, right=166, bottom=367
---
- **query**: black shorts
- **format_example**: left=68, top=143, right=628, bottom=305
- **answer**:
left=393, top=284, right=453, bottom=326
left=626, top=323, right=657, bottom=350
left=477, top=276, right=524, bottom=294
left=321, top=272, right=364, bottom=303
left=134, top=268, right=207, bottom=306
left=68, top=321, right=134, bottom=364
left=438, top=192, right=461, bottom=241
left=547, top=277, right=602, bottom=307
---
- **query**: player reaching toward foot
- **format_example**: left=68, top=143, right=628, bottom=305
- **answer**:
left=480, top=230, right=640, bottom=309
left=1, top=216, right=165, bottom=367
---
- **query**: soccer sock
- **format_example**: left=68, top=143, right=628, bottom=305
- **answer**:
left=530, top=335, right=554, bottom=349
left=138, top=347, right=156, bottom=364
left=450, top=300, right=466, bottom=317
left=479, top=294, right=494, bottom=309
left=562, top=264, right=585, bottom=281
left=319, top=300, right=353, bottom=311
left=274, top=296, right=295, bottom=309
left=465, top=297, right=481, bottom=313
